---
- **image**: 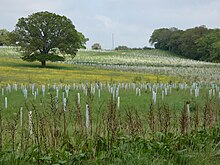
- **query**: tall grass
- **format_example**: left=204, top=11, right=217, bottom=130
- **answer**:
left=0, top=86, right=219, bottom=164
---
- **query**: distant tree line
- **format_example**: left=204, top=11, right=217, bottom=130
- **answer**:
left=149, top=26, right=220, bottom=62
left=90, top=43, right=153, bottom=51
left=115, top=45, right=153, bottom=50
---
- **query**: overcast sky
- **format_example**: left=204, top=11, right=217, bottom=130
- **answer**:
left=1, top=0, right=220, bottom=49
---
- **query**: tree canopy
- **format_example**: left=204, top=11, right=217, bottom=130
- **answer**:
left=91, top=43, right=102, bottom=50
left=0, top=29, right=10, bottom=46
left=11, top=11, right=88, bottom=67
left=149, top=26, right=220, bottom=62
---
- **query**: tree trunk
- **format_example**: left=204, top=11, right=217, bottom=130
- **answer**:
left=41, top=61, right=46, bottom=67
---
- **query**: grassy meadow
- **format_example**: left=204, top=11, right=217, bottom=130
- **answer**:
left=0, top=47, right=220, bottom=164
left=0, top=47, right=177, bottom=84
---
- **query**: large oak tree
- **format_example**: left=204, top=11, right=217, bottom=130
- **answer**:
left=12, top=11, right=88, bottom=67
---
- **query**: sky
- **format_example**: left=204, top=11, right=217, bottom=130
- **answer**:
left=1, top=0, right=220, bottom=49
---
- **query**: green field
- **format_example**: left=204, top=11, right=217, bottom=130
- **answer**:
left=0, top=47, right=181, bottom=84
left=0, top=47, right=220, bottom=164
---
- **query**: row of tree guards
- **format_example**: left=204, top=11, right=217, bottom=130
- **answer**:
left=1, top=81, right=220, bottom=110
left=1, top=81, right=220, bottom=136
left=1, top=98, right=202, bottom=137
